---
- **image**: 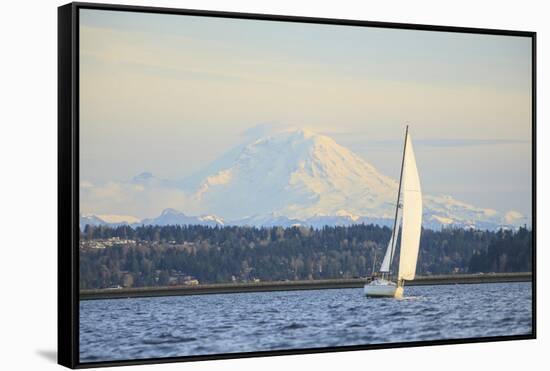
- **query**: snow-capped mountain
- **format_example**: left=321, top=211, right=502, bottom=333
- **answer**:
left=185, top=128, right=399, bottom=221
left=138, top=208, right=224, bottom=227
left=80, top=128, right=528, bottom=230
left=180, top=128, right=526, bottom=229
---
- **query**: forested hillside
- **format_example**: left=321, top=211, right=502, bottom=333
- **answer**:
left=79, top=224, right=532, bottom=289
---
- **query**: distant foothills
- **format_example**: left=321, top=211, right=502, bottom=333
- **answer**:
left=79, top=223, right=532, bottom=290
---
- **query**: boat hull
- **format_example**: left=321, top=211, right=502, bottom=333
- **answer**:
left=363, top=279, right=403, bottom=298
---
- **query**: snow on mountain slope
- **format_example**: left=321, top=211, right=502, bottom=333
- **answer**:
left=423, top=195, right=529, bottom=229
left=186, top=128, right=399, bottom=221
left=80, top=214, right=106, bottom=230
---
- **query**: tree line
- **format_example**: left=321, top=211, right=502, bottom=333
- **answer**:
left=79, top=224, right=532, bottom=289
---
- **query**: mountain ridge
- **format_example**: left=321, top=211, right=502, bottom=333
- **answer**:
left=80, top=128, right=528, bottom=230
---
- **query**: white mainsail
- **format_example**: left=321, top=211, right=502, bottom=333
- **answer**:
left=397, top=134, right=423, bottom=281
left=379, top=207, right=401, bottom=273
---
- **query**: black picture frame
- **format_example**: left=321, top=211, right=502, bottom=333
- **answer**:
left=58, top=2, right=537, bottom=368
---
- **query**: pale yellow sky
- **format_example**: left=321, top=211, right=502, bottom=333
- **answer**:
left=79, top=9, right=532, bottom=215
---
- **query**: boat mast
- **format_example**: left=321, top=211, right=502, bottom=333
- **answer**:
left=388, top=125, right=408, bottom=278
left=371, top=251, right=377, bottom=276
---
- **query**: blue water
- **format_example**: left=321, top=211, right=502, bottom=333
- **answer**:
left=79, top=282, right=532, bottom=363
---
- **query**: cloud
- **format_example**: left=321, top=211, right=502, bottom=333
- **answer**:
left=413, top=139, right=530, bottom=148
left=325, top=131, right=529, bottom=148
left=80, top=177, right=200, bottom=219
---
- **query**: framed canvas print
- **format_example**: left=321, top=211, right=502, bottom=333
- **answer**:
left=58, top=2, right=536, bottom=368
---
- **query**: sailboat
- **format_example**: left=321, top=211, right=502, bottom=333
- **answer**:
left=364, top=126, right=422, bottom=298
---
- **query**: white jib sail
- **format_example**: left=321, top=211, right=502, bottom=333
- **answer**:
left=397, top=134, right=423, bottom=281
left=379, top=207, right=401, bottom=273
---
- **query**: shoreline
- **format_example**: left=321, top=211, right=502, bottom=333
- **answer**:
left=80, top=272, right=532, bottom=300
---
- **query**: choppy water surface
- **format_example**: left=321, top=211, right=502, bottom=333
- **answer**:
left=80, top=282, right=532, bottom=362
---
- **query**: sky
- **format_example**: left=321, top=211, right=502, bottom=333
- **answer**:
left=79, top=9, right=532, bottom=216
